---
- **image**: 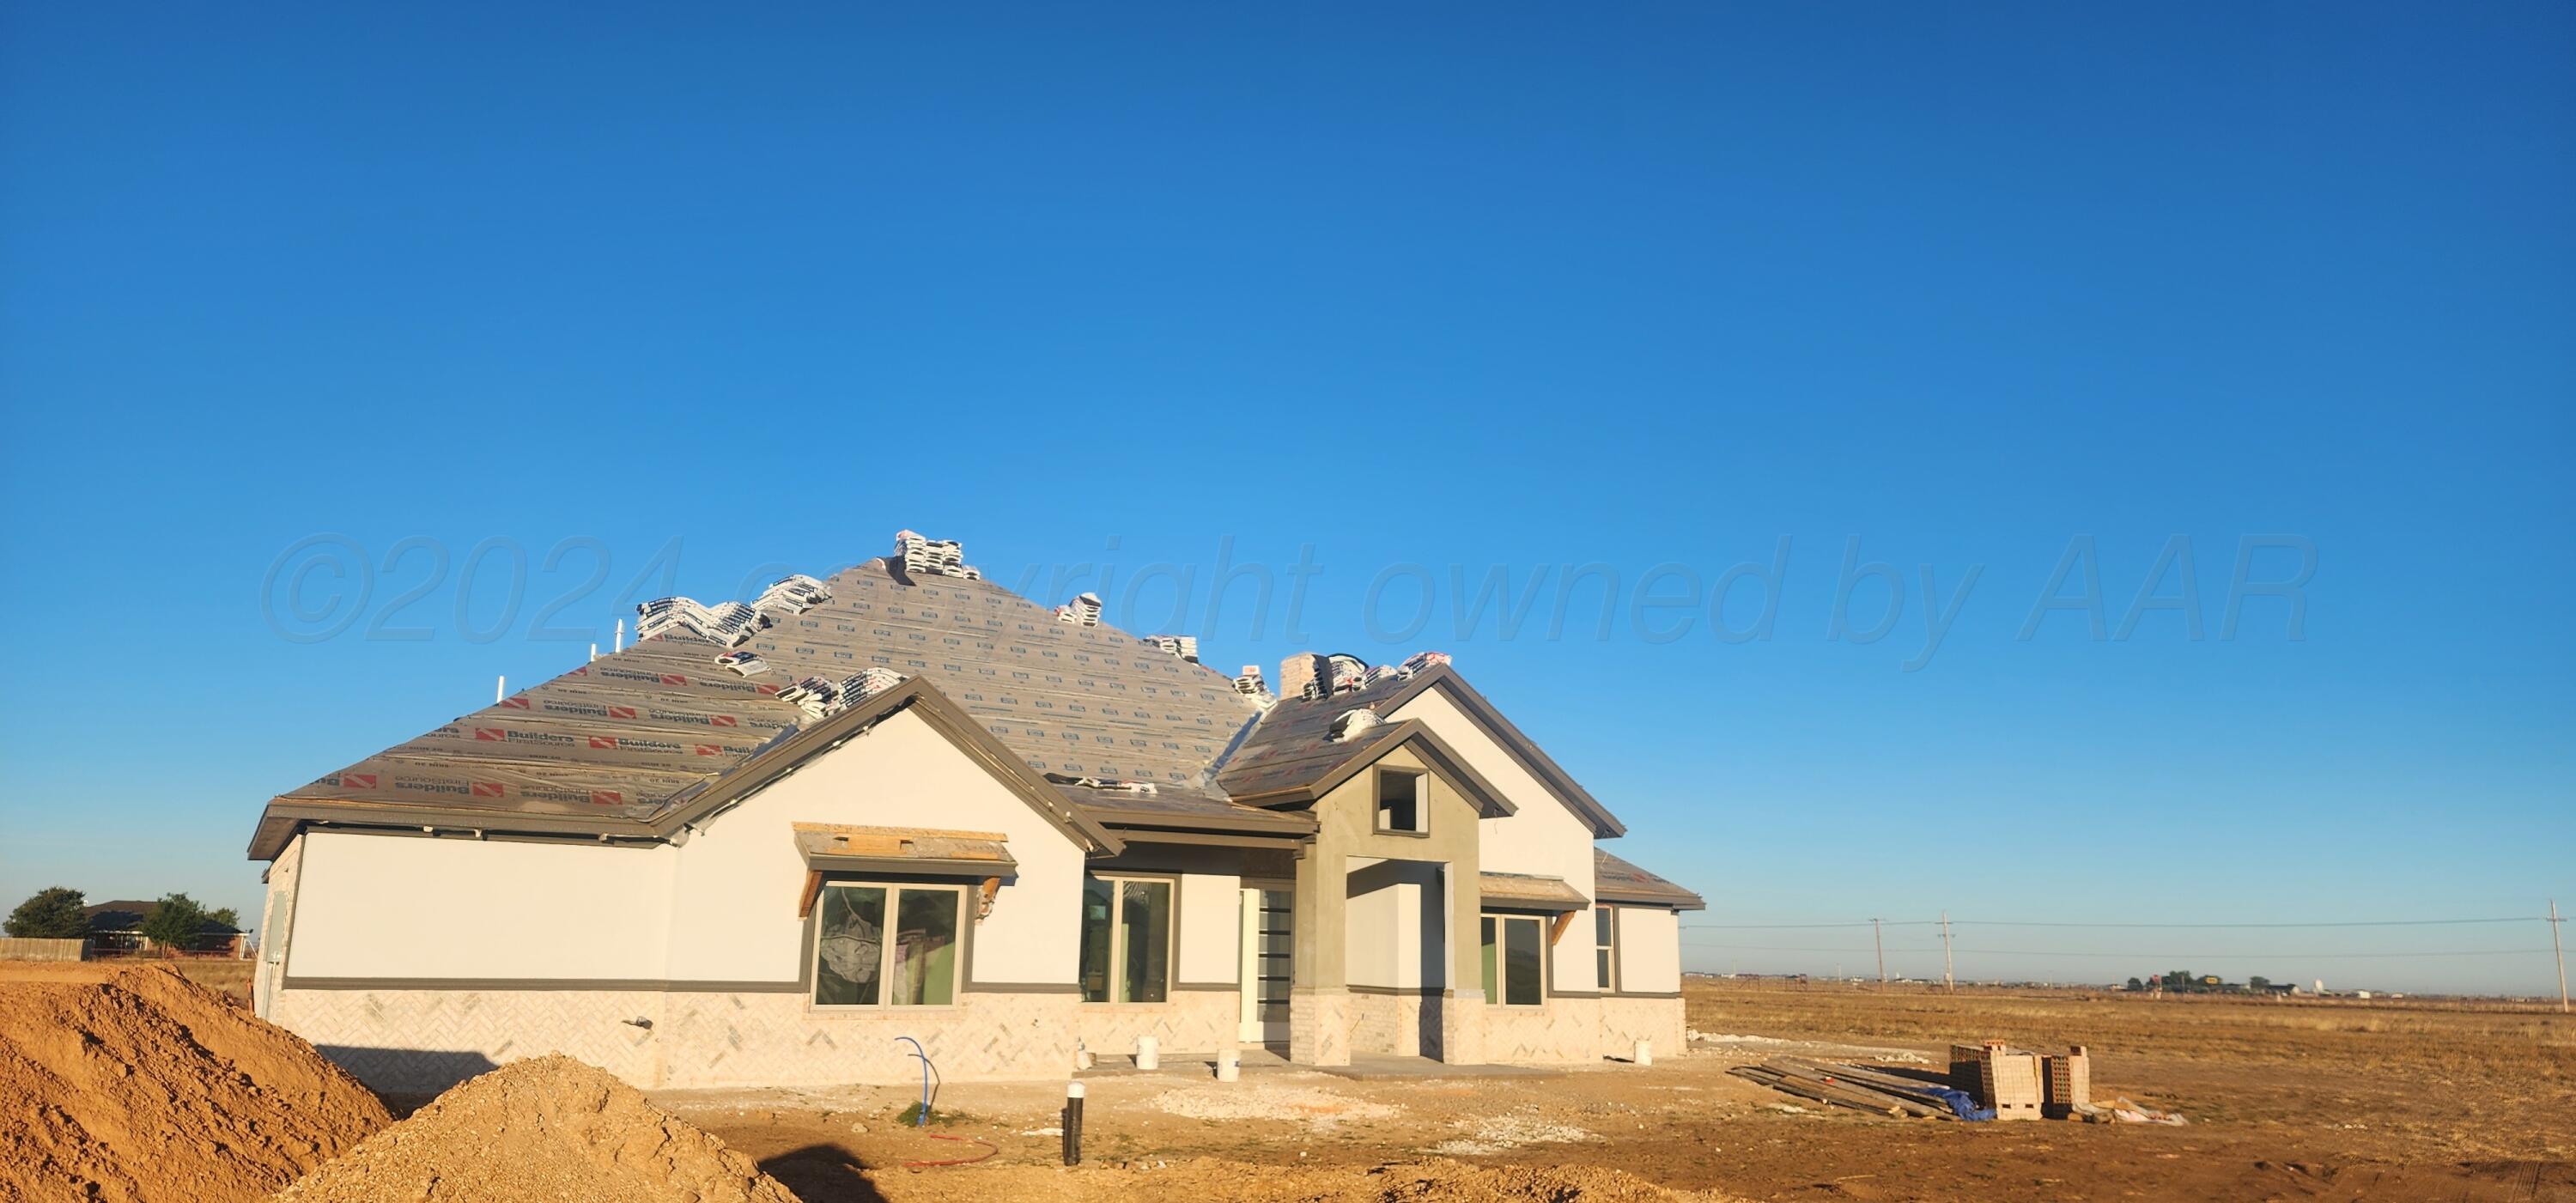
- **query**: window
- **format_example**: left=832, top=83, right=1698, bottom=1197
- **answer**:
left=1079, top=875, right=1172, bottom=1002
left=1594, top=906, right=1618, bottom=992
left=1479, top=914, right=1546, bottom=1006
left=1375, top=769, right=1426, bottom=834
left=812, top=884, right=963, bottom=1007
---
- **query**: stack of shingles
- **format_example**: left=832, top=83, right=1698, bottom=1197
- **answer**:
left=1728, top=1057, right=1966, bottom=1120
left=777, top=667, right=908, bottom=720
left=895, top=530, right=980, bottom=579
left=1141, top=635, right=1199, bottom=662
left=1054, top=592, right=1103, bottom=626
left=1232, top=665, right=1270, bottom=704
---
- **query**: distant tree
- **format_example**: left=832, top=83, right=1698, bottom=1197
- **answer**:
left=208, top=907, right=240, bottom=930
left=2124, top=976, right=2144, bottom=991
left=137, top=892, right=212, bottom=952
left=3, top=886, right=88, bottom=939
left=2249, top=975, right=2270, bottom=991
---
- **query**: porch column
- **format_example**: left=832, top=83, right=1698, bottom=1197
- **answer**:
left=1287, top=850, right=1350, bottom=1066
left=1439, top=861, right=1486, bottom=1065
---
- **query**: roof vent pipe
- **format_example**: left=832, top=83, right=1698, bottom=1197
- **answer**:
left=615, top=618, right=625, bottom=653
left=495, top=675, right=506, bottom=703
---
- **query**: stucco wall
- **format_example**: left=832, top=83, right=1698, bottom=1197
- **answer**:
left=1388, top=688, right=1602, bottom=992
left=1613, top=906, right=1681, bottom=993
left=279, top=708, right=1088, bottom=989
left=660, top=708, right=1088, bottom=987
left=1175, top=872, right=1241, bottom=987
left=288, top=831, right=680, bottom=981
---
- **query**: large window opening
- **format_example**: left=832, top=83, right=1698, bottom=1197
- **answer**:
left=812, top=884, right=962, bottom=1007
left=1376, top=769, right=1427, bottom=834
left=1594, top=905, right=1618, bottom=992
left=1080, top=875, right=1173, bottom=1003
left=1479, top=913, right=1546, bottom=1006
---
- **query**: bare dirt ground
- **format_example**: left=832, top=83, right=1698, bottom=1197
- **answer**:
left=656, top=980, right=2576, bottom=1203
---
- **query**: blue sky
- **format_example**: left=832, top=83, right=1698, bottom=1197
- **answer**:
left=3, top=3, right=2568, bottom=994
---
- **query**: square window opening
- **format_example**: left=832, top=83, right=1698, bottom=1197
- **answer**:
left=1376, top=769, right=1427, bottom=835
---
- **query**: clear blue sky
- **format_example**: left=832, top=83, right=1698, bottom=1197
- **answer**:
left=3, top=4, right=2568, bottom=994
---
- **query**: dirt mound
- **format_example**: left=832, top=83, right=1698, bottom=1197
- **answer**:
left=0, top=962, right=391, bottom=1203
left=276, top=1055, right=799, bottom=1203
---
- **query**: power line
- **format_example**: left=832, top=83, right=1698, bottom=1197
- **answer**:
left=1686, top=915, right=2541, bottom=931
left=1954, top=917, right=2537, bottom=929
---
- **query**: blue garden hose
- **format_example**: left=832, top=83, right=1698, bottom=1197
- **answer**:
left=893, top=1036, right=936, bottom=1126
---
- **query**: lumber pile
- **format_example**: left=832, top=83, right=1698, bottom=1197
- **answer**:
left=1735, top=1042, right=2182, bottom=1125
left=1726, top=1058, right=1963, bottom=1120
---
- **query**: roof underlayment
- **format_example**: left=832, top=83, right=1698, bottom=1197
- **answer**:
left=246, top=536, right=1699, bottom=908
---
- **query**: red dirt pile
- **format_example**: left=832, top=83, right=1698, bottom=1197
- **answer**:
left=274, top=1054, right=799, bottom=1203
left=0, top=963, right=391, bottom=1203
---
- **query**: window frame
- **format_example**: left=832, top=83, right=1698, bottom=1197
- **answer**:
left=1373, top=767, right=1429, bottom=836
left=1080, top=872, right=1178, bottom=1005
left=1594, top=904, right=1618, bottom=993
left=1479, top=912, right=1549, bottom=1008
left=808, top=880, right=968, bottom=1011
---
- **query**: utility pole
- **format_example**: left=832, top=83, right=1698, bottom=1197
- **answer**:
left=1872, top=917, right=1886, bottom=988
left=1941, top=911, right=1956, bottom=993
left=2551, top=900, right=2568, bottom=1015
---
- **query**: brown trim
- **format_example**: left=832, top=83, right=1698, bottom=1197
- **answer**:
left=804, top=854, right=1019, bottom=878
left=797, top=871, right=824, bottom=919
left=1346, top=984, right=1444, bottom=996
left=1549, top=988, right=1602, bottom=999
left=1099, top=828, right=1310, bottom=850
left=1607, top=990, right=1685, bottom=999
left=1172, top=981, right=1239, bottom=992
left=966, top=981, right=1084, bottom=994
left=280, top=975, right=808, bottom=993
left=247, top=679, right=1127, bottom=862
left=1080, top=805, right=1316, bottom=835
left=1595, top=892, right=1706, bottom=912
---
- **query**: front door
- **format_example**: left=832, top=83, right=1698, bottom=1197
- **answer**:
left=1237, top=887, right=1292, bottom=1045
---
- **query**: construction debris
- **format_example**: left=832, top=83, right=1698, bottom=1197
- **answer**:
left=1727, top=1058, right=1975, bottom=1120
left=1735, top=1042, right=2181, bottom=1127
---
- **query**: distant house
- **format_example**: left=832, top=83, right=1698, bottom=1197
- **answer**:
left=245, top=532, right=1704, bottom=1094
left=83, top=900, right=245, bottom=956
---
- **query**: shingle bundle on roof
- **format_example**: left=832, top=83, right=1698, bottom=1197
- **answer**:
left=714, top=650, right=769, bottom=677
left=1232, top=665, right=1270, bottom=704
left=635, top=597, right=770, bottom=646
left=1054, top=592, right=1103, bottom=627
left=755, top=574, right=833, bottom=613
left=895, top=530, right=979, bottom=580
left=1141, top=635, right=1199, bottom=663
left=777, top=667, right=908, bottom=720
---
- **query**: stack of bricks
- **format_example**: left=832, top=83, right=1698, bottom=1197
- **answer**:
left=1973, top=1040, right=2044, bottom=1121
left=2043, top=1044, right=2093, bottom=1118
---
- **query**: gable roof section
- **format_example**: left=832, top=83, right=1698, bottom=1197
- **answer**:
left=1221, top=664, right=1624, bottom=836
left=1218, top=719, right=1516, bottom=820
left=247, top=675, right=1124, bottom=860
left=1594, top=848, right=1704, bottom=910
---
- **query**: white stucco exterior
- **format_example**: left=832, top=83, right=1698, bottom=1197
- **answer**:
left=1612, top=905, right=1681, bottom=993
left=280, top=708, right=1086, bottom=987
left=1388, top=686, right=1605, bottom=991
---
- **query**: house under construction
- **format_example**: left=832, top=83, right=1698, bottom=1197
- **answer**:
left=245, top=530, right=1703, bottom=1091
